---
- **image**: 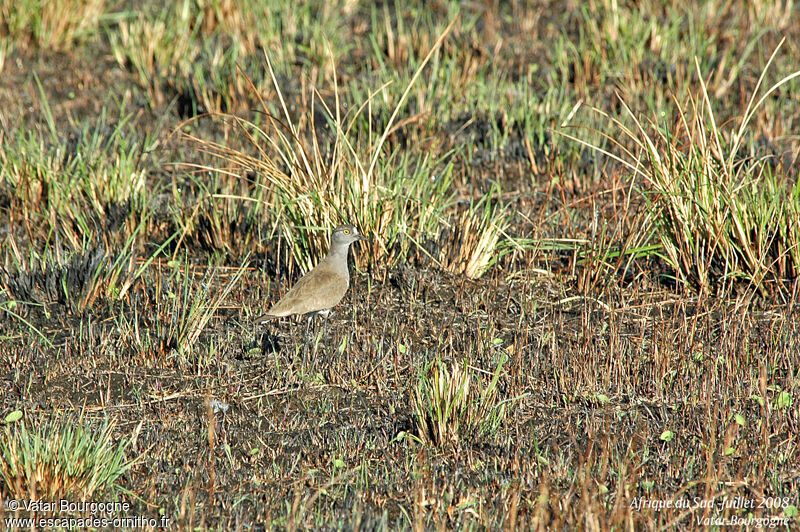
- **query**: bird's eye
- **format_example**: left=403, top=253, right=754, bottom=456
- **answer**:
left=343, top=229, right=350, bottom=234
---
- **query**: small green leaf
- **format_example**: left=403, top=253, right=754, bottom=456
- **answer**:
left=4, top=410, right=23, bottom=424
left=734, top=414, right=746, bottom=426
left=750, top=394, right=765, bottom=407
left=249, top=448, right=259, bottom=456
left=398, top=343, right=406, bottom=354
left=491, top=338, right=503, bottom=346
left=784, top=505, right=798, bottom=518
left=659, top=430, right=674, bottom=442
left=333, top=458, right=345, bottom=469
left=595, top=394, right=610, bottom=405
left=776, top=391, right=792, bottom=409
left=724, top=446, right=735, bottom=456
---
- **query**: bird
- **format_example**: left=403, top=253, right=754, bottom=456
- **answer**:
left=254, top=224, right=367, bottom=358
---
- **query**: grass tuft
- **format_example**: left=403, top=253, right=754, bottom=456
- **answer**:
left=177, top=19, right=518, bottom=278
left=438, top=183, right=514, bottom=279
left=0, top=415, right=132, bottom=501
left=411, top=355, right=508, bottom=448
left=176, top=21, right=461, bottom=272
left=1, top=0, right=106, bottom=51
left=568, top=40, right=800, bottom=295
left=0, top=88, right=154, bottom=252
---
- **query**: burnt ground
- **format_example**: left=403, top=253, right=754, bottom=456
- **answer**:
left=1, top=2, right=799, bottom=530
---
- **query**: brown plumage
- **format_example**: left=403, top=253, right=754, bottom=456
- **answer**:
left=254, top=224, right=366, bottom=324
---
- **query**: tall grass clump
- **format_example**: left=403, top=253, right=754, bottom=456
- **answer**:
left=1, top=0, right=106, bottom=51
left=569, top=40, right=800, bottom=296
left=107, top=0, right=260, bottom=112
left=177, top=18, right=518, bottom=277
left=107, top=0, right=354, bottom=112
left=0, top=415, right=132, bottom=501
left=438, top=183, right=515, bottom=279
left=0, top=90, right=154, bottom=251
left=411, top=355, right=508, bottom=448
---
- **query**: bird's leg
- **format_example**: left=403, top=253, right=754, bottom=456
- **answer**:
left=304, top=310, right=331, bottom=370
left=314, top=310, right=333, bottom=368
left=304, top=314, right=313, bottom=341
left=301, top=313, right=313, bottom=368
left=321, top=310, right=331, bottom=340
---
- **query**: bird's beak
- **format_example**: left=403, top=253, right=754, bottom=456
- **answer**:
left=357, top=233, right=368, bottom=241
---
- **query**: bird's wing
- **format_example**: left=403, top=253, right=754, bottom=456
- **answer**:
left=266, top=269, right=348, bottom=317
